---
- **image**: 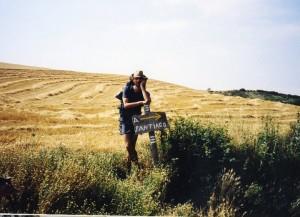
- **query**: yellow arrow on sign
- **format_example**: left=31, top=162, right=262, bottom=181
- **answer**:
left=140, top=113, right=161, bottom=121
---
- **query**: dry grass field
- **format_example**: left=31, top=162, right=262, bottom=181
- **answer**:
left=0, top=62, right=299, bottom=152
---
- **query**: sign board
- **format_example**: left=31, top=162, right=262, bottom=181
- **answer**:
left=132, top=112, right=169, bottom=134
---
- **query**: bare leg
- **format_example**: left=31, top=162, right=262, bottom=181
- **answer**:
left=131, top=134, right=138, bottom=162
left=124, top=133, right=139, bottom=170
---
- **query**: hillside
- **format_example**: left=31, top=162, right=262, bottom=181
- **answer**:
left=0, top=64, right=299, bottom=150
left=211, top=89, right=300, bottom=106
left=1, top=63, right=300, bottom=216
left=0, top=61, right=50, bottom=70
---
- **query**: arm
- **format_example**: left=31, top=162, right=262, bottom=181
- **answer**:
left=123, top=97, right=144, bottom=109
left=140, top=79, right=151, bottom=105
left=122, top=84, right=146, bottom=109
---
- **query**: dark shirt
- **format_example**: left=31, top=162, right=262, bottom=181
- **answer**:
left=121, top=83, right=144, bottom=119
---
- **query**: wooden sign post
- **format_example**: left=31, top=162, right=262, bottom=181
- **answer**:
left=132, top=104, right=169, bottom=165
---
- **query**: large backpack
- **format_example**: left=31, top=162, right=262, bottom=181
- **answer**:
left=115, top=81, right=133, bottom=115
left=115, top=81, right=132, bottom=101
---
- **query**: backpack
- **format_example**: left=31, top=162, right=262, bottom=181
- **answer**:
left=115, top=81, right=133, bottom=101
left=115, top=81, right=133, bottom=114
left=115, top=90, right=123, bottom=101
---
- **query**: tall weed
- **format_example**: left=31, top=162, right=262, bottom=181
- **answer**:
left=1, top=114, right=300, bottom=216
left=0, top=144, right=168, bottom=215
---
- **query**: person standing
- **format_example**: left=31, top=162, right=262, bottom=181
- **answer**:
left=119, top=70, right=151, bottom=170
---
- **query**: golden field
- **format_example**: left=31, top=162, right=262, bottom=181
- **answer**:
left=0, top=62, right=299, bottom=152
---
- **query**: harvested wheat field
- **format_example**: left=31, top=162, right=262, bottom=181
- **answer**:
left=0, top=62, right=299, bottom=151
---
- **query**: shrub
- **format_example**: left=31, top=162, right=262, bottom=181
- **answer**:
left=231, top=116, right=300, bottom=216
left=286, top=113, right=300, bottom=159
left=0, top=145, right=168, bottom=215
left=198, top=169, right=243, bottom=217
left=111, top=167, right=168, bottom=215
left=1, top=114, right=300, bottom=216
left=161, top=117, right=231, bottom=206
left=163, top=202, right=197, bottom=216
left=256, top=116, right=282, bottom=161
left=160, top=116, right=300, bottom=216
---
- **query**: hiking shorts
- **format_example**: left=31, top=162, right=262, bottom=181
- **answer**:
left=119, top=116, right=135, bottom=135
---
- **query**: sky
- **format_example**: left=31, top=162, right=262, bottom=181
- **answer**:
left=0, top=0, right=300, bottom=95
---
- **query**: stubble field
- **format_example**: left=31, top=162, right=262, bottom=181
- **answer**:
left=0, top=63, right=299, bottom=152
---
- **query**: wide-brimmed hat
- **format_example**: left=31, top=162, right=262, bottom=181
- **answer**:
left=132, top=70, right=147, bottom=79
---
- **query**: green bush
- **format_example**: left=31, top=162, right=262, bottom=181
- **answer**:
left=163, top=202, right=197, bottom=216
left=111, top=167, right=168, bottom=215
left=161, top=117, right=231, bottom=206
left=286, top=113, right=300, bottom=159
left=201, top=169, right=243, bottom=217
left=231, top=116, right=300, bottom=216
left=1, top=115, right=300, bottom=216
left=0, top=145, right=168, bottom=215
left=160, top=116, right=300, bottom=217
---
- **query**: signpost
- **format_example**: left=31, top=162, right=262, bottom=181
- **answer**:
left=132, top=104, right=169, bottom=165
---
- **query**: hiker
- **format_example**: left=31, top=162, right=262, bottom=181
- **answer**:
left=119, top=70, right=151, bottom=170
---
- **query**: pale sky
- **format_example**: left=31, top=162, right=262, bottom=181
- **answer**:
left=1, top=0, right=300, bottom=95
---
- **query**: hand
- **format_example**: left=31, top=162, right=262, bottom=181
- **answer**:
left=143, top=100, right=150, bottom=105
left=139, top=100, right=149, bottom=106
